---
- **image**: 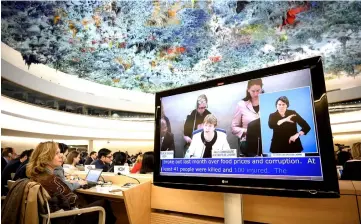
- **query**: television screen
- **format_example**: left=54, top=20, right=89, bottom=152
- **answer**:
left=154, top=57, right=339, bottom=198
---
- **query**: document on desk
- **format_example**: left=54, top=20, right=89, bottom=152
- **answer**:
left=109, top=189, right=123, bottom=193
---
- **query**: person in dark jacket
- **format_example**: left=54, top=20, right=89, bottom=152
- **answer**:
left=13, top=163, right=27, bottom=181
left=160, top=118, right=175, bottom=152
left=85, top=151, right=98, bottom=165
left=245, top=118, right=262, bottom=156
left=341, top=142, right=361, bottom=181
left=91, top=148, right=112, bottom=172
left=1, top=147, right=17, bottom=173
left=337, top=149, right=352, bottom=166
left=2, top=149, right=33, bottom=195
left=183, top=94, right=211, bottom=145
left=79, top=152, right=88, bottom=165
left=108, top=152, right=128, bottom=172
left=268, top=96, right=311, bottom=153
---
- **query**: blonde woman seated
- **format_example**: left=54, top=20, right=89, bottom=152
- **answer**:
left=187, top=114, right=230, bottom=158
left=26, top=141, right=116, bottom=223
left=63, top=151, right=80, bottom=173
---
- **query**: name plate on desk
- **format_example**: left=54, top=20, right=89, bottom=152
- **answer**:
left=212, top=149, right=237, bottom=158
left=85, top=165, right=95, bottom=173
left=63, top=164, right=72, bottom=169
left=114, top=166, right=130, bottom=175
left=161, top=151, right=174, bottom=159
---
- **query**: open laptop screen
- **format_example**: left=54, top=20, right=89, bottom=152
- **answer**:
left=86, top=169, right=102, bottom=183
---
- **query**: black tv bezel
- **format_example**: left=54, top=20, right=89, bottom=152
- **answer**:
left=153, top=56, right=340, bottom=198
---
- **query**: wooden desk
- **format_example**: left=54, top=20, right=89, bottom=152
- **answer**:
left=357, top=195, right=361, bottom=220
left=75, top=175, right=152, bottom=224
left=76, top=185, right=124, bottom=200
left=353, top=181, right=361, bottom=221
left=151, top=180, right=361, bottom=224
left=352, top=181, right=361, bottom=195
left=339, top=180, right=357, bottom=194
left=72, top=171, right=152, bottom=185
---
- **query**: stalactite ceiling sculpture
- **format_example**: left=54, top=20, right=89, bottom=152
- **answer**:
left=2, top=1, right=361, bottom=93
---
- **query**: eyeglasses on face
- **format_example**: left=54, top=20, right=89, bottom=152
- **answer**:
left=198, top=106, right=207, bottom=110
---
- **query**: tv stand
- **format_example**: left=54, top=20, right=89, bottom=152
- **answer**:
left=224, top=193, right=243, bottom=224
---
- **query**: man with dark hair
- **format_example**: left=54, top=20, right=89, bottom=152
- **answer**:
left=2, top=149, right=31, bottom=195
left=1, top=147, right=17, bottom=173
left=91, top=148, right=113, bottom=172
left=85, top=151, right=98, bottom=165
left=13, top=149, right=33, bottom=181
left=58, top=143, right=69, bottom=154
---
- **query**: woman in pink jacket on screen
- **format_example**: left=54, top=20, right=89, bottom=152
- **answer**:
left=231, top=79, right=263, bottom=157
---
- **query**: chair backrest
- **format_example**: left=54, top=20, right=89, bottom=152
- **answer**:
left=192, top=128, right=226, bottom=136
left=7, top=180, right=15, bottom=190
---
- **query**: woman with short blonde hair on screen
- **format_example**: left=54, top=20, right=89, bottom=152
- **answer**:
left=188, top=114, right=230, bottom=158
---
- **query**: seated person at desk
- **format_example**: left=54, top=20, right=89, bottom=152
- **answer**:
left=13, top=149, right=33, bottom=180
left=160, top=118, right=175, bottom=152
left=337, top=148, right=352, bottom=166
left=64, top=151, right=81, bottom=172
left=140, top=151, right=154, bottom=174
left=341, top=142, right=361, bottom=181
left=108, top=152, right=127, bottom=172
left=2, top=149, right=33, bottom=195
left=91, top=148, right=113, bottom=172
left=1, top=147, right=17, bottom=173
left=79, top=151, right=88, bottom=165
left=114, top=152, right=127, bottom=166
left=130, top=154, right=143, bottom=174
left=26, top=141, right=116, bottom=224
left=85, top=151, right=97, bottom=165
left=187, top=114, right=230, bottom=158
left=184, top=94, right=212, bottom=146
left=55, top=143, right=86, bottom=191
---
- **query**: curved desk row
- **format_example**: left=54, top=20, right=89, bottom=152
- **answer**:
left=71, top=172, right=360, bottom=224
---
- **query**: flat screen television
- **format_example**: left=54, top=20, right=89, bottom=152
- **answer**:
left=153, top=56, right=339, bottom=198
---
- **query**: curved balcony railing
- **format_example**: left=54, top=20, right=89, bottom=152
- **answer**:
left=1, top=78, right=154, bottom=121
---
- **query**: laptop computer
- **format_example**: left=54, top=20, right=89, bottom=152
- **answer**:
left=85, top=169, right=103, bottom=187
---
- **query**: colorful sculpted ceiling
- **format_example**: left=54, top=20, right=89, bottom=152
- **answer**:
left=1, top=1, right=361, bottom=93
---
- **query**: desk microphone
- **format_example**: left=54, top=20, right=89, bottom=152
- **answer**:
left=99, top=175, right=106, bottom=183
left=108, top=163, right=140, bottom=184
left=117, top=172, right=140, bottom=184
